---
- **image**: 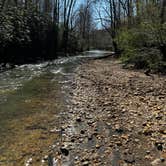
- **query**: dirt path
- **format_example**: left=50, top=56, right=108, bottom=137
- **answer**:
left=56, top=58, right=166, bottom=166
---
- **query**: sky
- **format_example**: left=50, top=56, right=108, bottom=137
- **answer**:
left=75, top=0, right=103, bottom=29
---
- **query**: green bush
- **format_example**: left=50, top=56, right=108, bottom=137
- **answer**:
left=117, top=21, right=166, bottom=72
left=123, top=48, right=162, bottom=69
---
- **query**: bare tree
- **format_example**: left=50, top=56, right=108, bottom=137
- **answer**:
left=96, top=0, right=121, bottom=52
left=62, top=0, right=77, bottom=52
left=53, top=0, right=60, bottom=24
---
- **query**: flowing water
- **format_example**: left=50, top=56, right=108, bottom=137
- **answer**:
left=0, top=50, right=112, bottom=166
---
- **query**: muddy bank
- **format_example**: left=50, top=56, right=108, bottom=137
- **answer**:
left=57, top=58, right=166, bottom=165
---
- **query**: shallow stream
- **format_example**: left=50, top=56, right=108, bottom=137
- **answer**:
left=0, top=50, right=112, bottom=165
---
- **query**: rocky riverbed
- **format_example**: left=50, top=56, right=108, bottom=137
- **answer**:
left=53, top=58, right=166, bottom=165
left=1, top=56, right=165, bottom=166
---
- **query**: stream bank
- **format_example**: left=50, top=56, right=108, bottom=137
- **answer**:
left=0, top=51, right=113, bottom=166
left=56, top=58, right=166, bottom=165
left=0, top=52, right=165, bottom=165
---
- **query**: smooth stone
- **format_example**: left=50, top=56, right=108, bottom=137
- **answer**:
left=80, top=130, right=85, bottom=134
left=60, top=148, right=69, bottom=156
left=146, top=150, right=151, bottom=154
left=76, top=117, right=82, bottom=122
left=82, top=161, right=89, bottom=166
left=155, top=142, right=163, bottom=151
left=151, top=158, right=162, bottom=166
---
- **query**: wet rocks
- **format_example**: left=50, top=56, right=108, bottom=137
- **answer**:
left=76, top=117, right=82, bottom=122
left=54, top=59, right=166, bottom=165
left=25, top=158, right=32, bottom=166
left=95, top=144, right=101, bottom=149
left=48, top=155, right=59, bottom=166
left=155, top=142, right=163, bottom=151
left=80, top=130, right=85, bottom=135
left=60, top=148, right=69, bottom=156
left=115, top=125, right=124, bottom=134
left=151, top=158, right=166, bottom=166
left=82, top=160, right=89, bottom=166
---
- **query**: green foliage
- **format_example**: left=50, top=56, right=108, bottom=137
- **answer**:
left=0, top=5, right=58, bottom=64
left=122, top=48, right=162, bottom=69
left=140, top=22, right=166, bottom=47
left=117, top=28, right=147, bottom=49
left=117, top=21, right=166, bottom=73
left=0, top=6, right=52, bottom=45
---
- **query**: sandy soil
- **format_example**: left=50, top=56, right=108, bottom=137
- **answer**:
left=57, top=58, right=166, bottom=166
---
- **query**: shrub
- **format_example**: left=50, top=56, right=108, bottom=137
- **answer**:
left=123, top=48, right=162, bottom=69
left=117, top=22, right=166, bottom=72
left=0, top=6, right=58, bottom=64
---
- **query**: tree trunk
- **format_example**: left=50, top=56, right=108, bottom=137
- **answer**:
left=160, top=45, right=166, bottom=61
left=136, top=0, right=140, bottom=23
left=160, top=0, right=166, bottom=23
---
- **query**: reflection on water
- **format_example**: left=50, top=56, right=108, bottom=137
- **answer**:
left=0, top=50, right=112, bottom=165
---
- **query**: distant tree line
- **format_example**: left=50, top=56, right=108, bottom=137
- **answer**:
left=97, top=0, right=166, bottom=73
left=0, top=0, right=96, bottom=66
left=1, top=0, right=165, bottom=73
